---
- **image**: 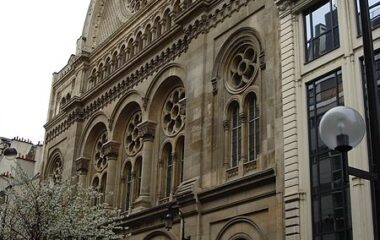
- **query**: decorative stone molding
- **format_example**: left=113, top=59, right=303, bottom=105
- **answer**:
left=142, top=97, right=149, bottom=110
left=239, top=112, right=247, bottom=123
left=137, top=120, right=157, bottom=141
left=94, top=132, right=109, bottom=171
left=178, top=97, right=187, bottom=116
left=76, top=157, right=90, bottom=174
left=45, top=0, right=259, bottom=143
left=125, top=111, right=143, bottom=156
left=211, top=77, right=218, bottom=95
left=225, top=45, right=259, bottom=95
left=162, top=87, right=186, bottom=137
left=103, top=140, right=121, bottom=159
left=223, top=120, right=230, bottom=130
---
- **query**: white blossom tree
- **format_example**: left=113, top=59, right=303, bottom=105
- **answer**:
left=0, top=167, right=121, bottom=240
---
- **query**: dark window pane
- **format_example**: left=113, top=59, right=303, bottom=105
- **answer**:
left=231, top=104, right=241, bottom=166
left=356, top=0, right=380, bottom=32
left=304, top=0, right=340, bottom=61
left=307, top=69, right=352, bottom=240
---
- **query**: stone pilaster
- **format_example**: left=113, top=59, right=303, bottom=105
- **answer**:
left=76, top=157, right=90, bottom=186
left=103, top=140, right=121, bottom=206
left=239, top=112, right=247, bottom=163
left=223, top=120, right=230, bottom=169
left=134, top=120, right=157, bottom=209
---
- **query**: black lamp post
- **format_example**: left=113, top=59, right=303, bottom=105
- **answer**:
left=357, top=0, right=380, bottom=238
left=164, top=205, right=190, bottom=240
left=319, top=106, right=377, bottom=236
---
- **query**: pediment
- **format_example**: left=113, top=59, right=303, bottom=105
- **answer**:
left=81, top=0, right=137, bottom=51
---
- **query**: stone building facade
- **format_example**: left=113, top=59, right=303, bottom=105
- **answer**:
left=277, top=0, right=378, bottom=239
left=41, top=0, right=284, bottom=239
left=0, top=137, right=43, bottom=191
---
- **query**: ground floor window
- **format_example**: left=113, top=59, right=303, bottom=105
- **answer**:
left=306, top=69, right=352, bottom=240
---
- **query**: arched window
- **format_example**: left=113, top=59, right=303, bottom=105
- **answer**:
left=112, top=51, right=118, bottom=71
left=124, top=163, right=132, bottom=211
left=135, top=157, right=142, bottom=198
left=127, top=39, right=134, bottom=59
left=119, top=45, right=126, bottom=66
left=231, top=102, right=241, bottom=167
left=46, top=152, right=63, bottom=183
left=92, top=176, right=100, bottom=205
left=248, top=94, right=259, bottom=161
left=98, top=63, right=104, bottom=81
left=163, top=9, right=171, bottom=31
left=158, top=84, right=186, bottom=202
left=145, top=24, right=152, bottom=45
left=105, top=57, right=111, bottom=77
left=136, top=32, right=143, bottom=53
left=173, top=0, right=181, bottom=17
left=176, top=136, right=185, bottom=182
left=100, top=173, right=107, bottom=203
left=89, top=69, right=97, bottom=90
left=164, top=143, right=173, bottom=197
left=154, top=17, right=161, bottom=39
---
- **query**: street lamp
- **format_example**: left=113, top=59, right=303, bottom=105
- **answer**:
left=319, top=106, right=376, bottom=181
left=3, top=148, right=17, bottom=160
left=164, top=204, right=190, bottom=240
left=319, top=106, right=378, bottom=237
left=319, top=106, right=366, bottom=152
left=0, top=141, right=17, bottom=161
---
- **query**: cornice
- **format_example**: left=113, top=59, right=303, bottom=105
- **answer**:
left=198, top=168, right=275, bottom=203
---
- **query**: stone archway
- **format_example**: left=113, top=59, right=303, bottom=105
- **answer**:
left=215, top=216, right=266, bottom=240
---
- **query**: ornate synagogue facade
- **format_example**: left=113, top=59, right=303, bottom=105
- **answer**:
left=41, top=0, right=283, bottom=239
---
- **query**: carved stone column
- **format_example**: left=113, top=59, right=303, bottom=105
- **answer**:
left=103, top=140, right=121, bottom=206
left=223, top=120, right=230, bottom=169
left=151, top=27, right=157, bottom=40
left=135, top=120, right=157, bottom=209
left=126, top=47, right=132, bottom=60
left=141, top=34, right=147, bottom=48
left=160, top=19, right=167, bottom=32
left=171, top=152, right=179, bottom=195
left=240, top=112, right=247, bottom=163
left=76, top=157, right=90, bottom=186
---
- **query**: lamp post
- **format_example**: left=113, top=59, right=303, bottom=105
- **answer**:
left=357, top=0, right=380, bottom=238
left=164, top=204, right=190, bottom=240
left=319, top=106, right=377, bottom=236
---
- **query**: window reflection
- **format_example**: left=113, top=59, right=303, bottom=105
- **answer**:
left=356, top=0, right=380, bottom=32
left=307, top=69, right=352, bottom=240
left=304, top=0, right=340, bottom=61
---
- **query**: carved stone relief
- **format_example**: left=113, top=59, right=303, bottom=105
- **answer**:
left=94, top=131, right=109, bottom=172
left=162, top=87, right=186, bottom=137
left=125, top=111, right=143, bottom=156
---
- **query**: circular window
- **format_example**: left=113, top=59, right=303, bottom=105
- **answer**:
left=125, top=111, right=143, bottom=156
left=94, top=131, right=108, bottom=172
left=225, top=45, right=259, bottom=94
left=162, top=87, right=186, bottom=136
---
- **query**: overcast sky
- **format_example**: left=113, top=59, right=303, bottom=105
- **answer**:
left=0, top=1, right=90, bottom=144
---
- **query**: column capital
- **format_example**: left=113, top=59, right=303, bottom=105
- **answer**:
left=239, top=112, right=247, bottom=123
left=137, top=120, right=157, bottom=141
left=223, top=120, right=230, bottom=130
left=75, top=157, right=90, bottom=175
left=103, top=140, right=121, bottom=160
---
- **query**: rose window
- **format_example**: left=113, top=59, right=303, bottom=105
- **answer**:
left=226, top=46, right=258, bottom=93
left=125, top=111, right=143, bottom=156
left=162, top=87, right=186, bottom=136
left=94, top=132, right=108, bottom=172
left=52, top=159, right=63, bottom=182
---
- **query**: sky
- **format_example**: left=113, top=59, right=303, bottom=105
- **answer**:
left=0, top=1, right=90, bottom=144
